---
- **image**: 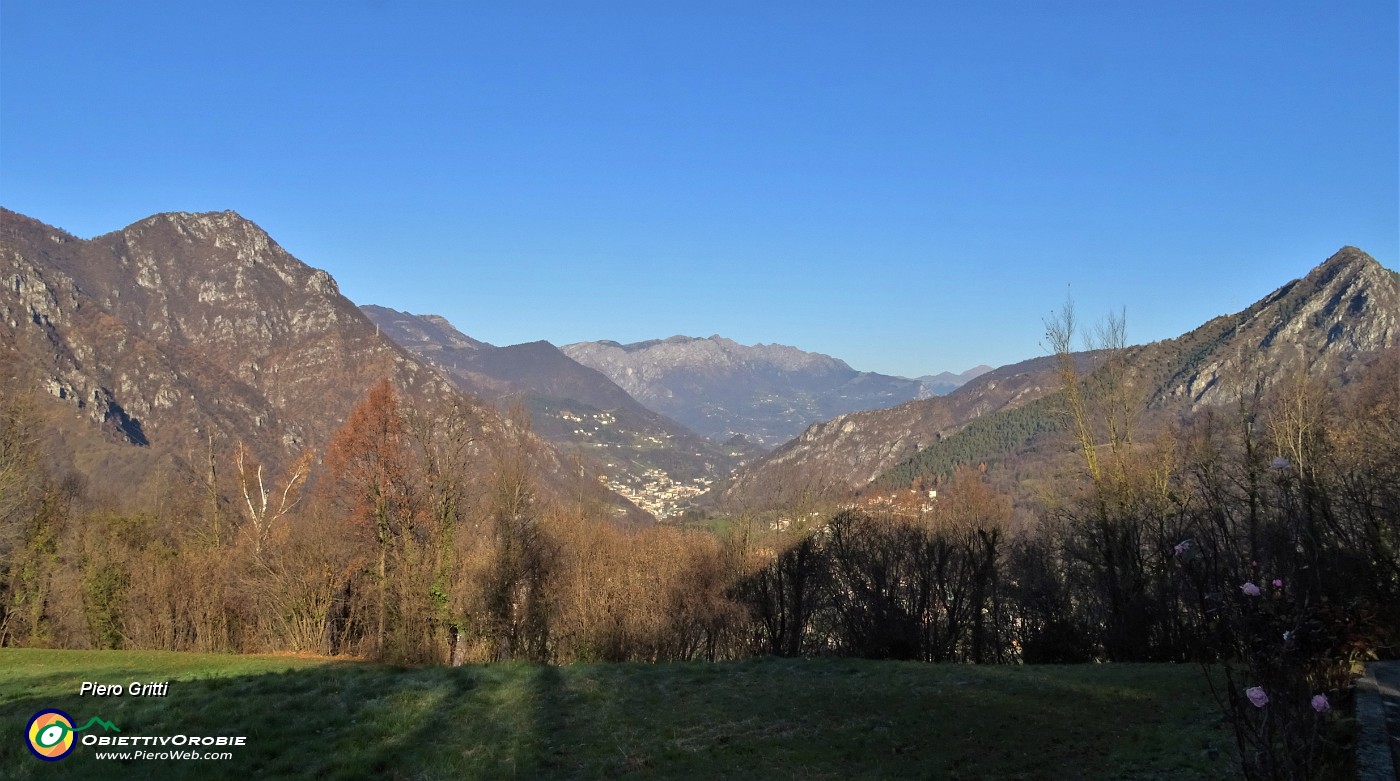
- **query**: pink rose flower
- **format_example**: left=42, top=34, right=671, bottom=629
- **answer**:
left=1241, top=582, right=1261, bottom=597
left=1311, top=694, right=1329, bottom=713
left=1246, top=687, right=1268, bottom=708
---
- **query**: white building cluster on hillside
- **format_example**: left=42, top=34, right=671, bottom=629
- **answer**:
left=604, top=468, right=712, bottom=519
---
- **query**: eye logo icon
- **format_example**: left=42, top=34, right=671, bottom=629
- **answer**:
left=25, top=709, right=119, bottom=761
left=27, top=710, right=76, bottom=761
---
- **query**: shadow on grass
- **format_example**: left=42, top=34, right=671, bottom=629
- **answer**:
left=0, top=658, right=593, bottom=781
left=0, top=656, right=1236, bottom=781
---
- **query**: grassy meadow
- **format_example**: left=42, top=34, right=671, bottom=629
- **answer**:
left=0, top=649, right=1236, bottom=780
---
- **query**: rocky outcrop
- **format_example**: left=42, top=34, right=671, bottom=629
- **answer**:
left=1, top=208, right=645, bottom=523
left=1154, top=247, right=1399, bottom=408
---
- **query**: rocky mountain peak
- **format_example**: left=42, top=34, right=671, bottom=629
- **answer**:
left=1316, top=244, right=1379, bottom=268
left=132, top=208, right=254, bottom=232
left=1, top=207, right=465, bottom=477
left=34, top=209, right=364, bottom=361
left=1312, top=247, right=1396, bottom=307
left=1158, top=246, right=1398, bottom=408
left=721, top=247, right=1397, bottom=510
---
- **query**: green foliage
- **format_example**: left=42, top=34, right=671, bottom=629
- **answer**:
left=875, top=395, right=1064, bottom=490
left=2, top=488, right=65, bottom=646
left=82, top=561, right=127, bottom=650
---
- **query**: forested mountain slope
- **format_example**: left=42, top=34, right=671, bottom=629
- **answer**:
left=724, top=247, right=1398, bottom=509
left=721, top=355, right=1077, bottom=509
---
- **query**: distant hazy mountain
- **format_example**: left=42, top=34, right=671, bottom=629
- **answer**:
left=362, top=307, right=756, bottom=518
left=722, top=246, right=1399, bottom=510
left=561, top=335, right=953, bottom=448
left=916, top=365, right=994, bottom=396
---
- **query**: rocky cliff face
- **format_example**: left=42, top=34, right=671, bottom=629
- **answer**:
left=561, top=335, right=935, bottom=448
left=721, top=247, right=1399, bottom=511
left=1152, top=247, right=1399, bottom=408
left=0, top=208, right=637, bottom=520
left=364, top=307, right=754, bottom=517
left=2, top=208, right=460, bottom=474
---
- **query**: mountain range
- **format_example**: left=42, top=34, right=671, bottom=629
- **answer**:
left=0, top=205, right=984, bottom=520
left=356, top=316, right=989, bottom=517
left=561, top=336, right=970, bottom=448
left=4, top=206, right=1393, bottom=524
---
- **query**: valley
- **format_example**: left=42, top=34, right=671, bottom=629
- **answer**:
left=4, top=5, right=1393, bottom=777
left=4, top=207, right=1395, bottom=522
left=3, top=208, right=1395, bottom=781
left=361, top=305, right=755, bottom=518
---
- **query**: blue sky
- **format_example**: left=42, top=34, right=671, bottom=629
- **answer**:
left=2, top=2, right=1395, bottom=377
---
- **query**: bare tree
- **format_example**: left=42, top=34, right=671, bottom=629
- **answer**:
left=476, top=403, right=555, bottom=662
left=1044, top=296, right=1100, bottom=482
left=235, top=444, right=312, bottom=555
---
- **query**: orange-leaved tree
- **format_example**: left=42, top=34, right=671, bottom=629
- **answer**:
left=323, top=378, right=421, bottom=658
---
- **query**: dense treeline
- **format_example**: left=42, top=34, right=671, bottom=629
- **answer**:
left=732, top=474, right=1013, bottom=663
left=0, top=284, right=1391, bottom=781
left=3, top=354, right=1394, bottom=667
left=0, top=379, right=742, bottom=665
left=1, top=339, right=1397, bottom=775
left=874, top=394, right=1065, bottom=492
